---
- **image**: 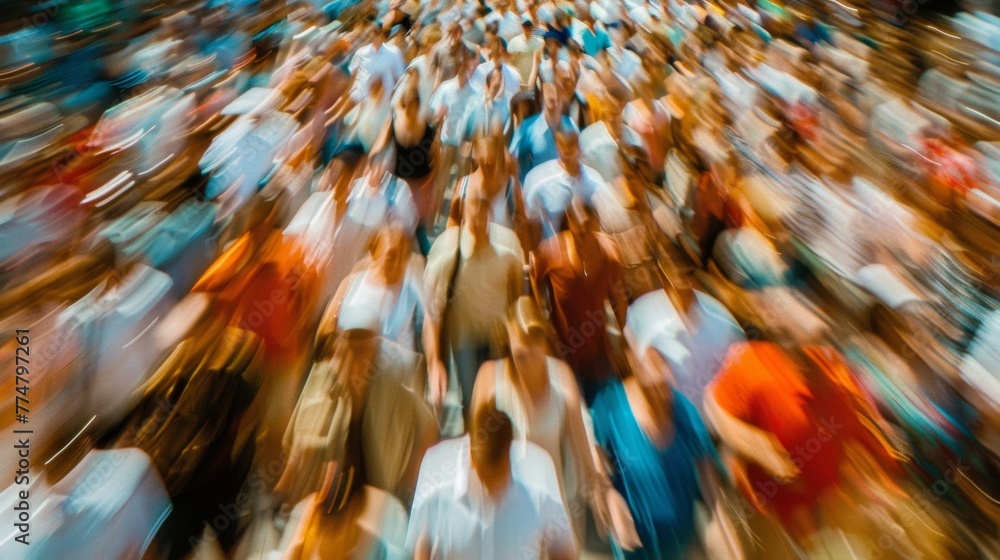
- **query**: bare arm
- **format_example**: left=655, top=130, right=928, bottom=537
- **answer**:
left=702, top=386, right=798, bottom=481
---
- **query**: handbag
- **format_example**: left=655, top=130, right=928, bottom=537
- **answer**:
left=115, top=327, right=264, bottom=495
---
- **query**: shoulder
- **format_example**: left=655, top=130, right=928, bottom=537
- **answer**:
left=425, top=228, right=460, bottom=273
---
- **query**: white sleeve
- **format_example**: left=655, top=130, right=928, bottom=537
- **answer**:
left=405, top=491, right=434, bottom=555
left=538, top=490, right=576, bottom=554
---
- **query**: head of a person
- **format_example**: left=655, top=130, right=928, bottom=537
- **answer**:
left=621, top=342, right=674, bottom=410
left=620, top=142, right=654, bottom=187
left=463, top=188, right=492, bottom=238
left=367, top=148, right=393, bottom=185
left=447, top=21, right=463, bottom=43
left=554, top=120, right=581, bottom=173
left=370, top=20, right=387, bottom=47
left=469, top=396, right=514, bottom=485
left=472, top=123, right=505, bottom=169
left=541, top=81, right=563, bottom=116
left=553, top=9, right=568, bottom=29
left=485, top=64, right=504, bottom=98
left=489, top=35, right=506, bottom=61
left=522, top=16, right=534, bottom=37
left=369, top=224, right=410, bottom=285
left=506, top=296, right=551, bottom=366
left=555, top=60, right=577, bottom=103
left=398, top=68, right=421, bottom=108
left=457, top=46, right=478, bottom=81
left=544, top=33, right=562, bottom=56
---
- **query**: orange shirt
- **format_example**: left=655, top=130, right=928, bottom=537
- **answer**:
left=710, top=342, right=856, bottom=526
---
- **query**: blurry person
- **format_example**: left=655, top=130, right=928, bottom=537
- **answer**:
left=624, top=268, right=745, bottom=412
left=571, top=1, right=612, bottom=56
left=623, top=74, right=672, bottom=174
left=351, top=21, right=406, bottom=100
left=508, top=15, right=545, bottom=87
left=320, top=225, right=436, bottom=366
left=424, top=188, right=524, bottom=432
left=471, top=35, right=523, bottom=99
left=374, top=69, right=440, bottom=231
left=486, top=0, right=525, bottom=41
left=331, top=21, right=405, bottom=119
left=511, top=83, right=579, bottom=183
left=606, top=21, right=644, bottom=85
left=277, top=327, right=438, bottom=509
left=431, top=21, right=467, bottom=86
left=406, top=396, right=578, bottom=560
left=462, top=66, right=513, bottom=146
left=689, top=153, right=739, bottom=266
left=531, top=199, right=628, bottom=403
left=279, top=484, right=409, bottom=560
left=521, top=120, right=605, bottom=237
left=429, top=46, right=479, bottom=222
left=590, top=343, right=729, bottom=560
left=404, top=27, right=442, bottom=114
left=326, top=73, right=393, bottom=160
left=448, top=125, right=523, bottom=237
left=471, top=297, right=639, bottom=547
left=329, top=150, right=418, bottom=288
left=704, top=342, right=903, bottom=548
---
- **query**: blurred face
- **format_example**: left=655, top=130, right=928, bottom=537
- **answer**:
left=373, top=229, right=409, bottom=284
left=555, top=130, right=581, bottom=172
left=465, top=197, right=491, bottom=236
left=487, top=67, right=503, bottom=98
left=509, top=324, right=546, bottom=368
left=545, top=37, right=560, bottom=56
left=473, top=134, right=502, bottom=168
left=459, top=55, right=476, bottom=81
left=542, top=84, right=561, bottom=114
left=633, top=348, right=672, bottom=409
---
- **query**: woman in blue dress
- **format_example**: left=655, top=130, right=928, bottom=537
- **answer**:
left=591, top=346, right=726, bottom=560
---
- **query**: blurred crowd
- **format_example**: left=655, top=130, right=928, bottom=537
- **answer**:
left=2, top=0, right=1000, bottom=558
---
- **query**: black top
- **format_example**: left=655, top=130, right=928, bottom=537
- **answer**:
left=393, top=120, right=436, bottom=180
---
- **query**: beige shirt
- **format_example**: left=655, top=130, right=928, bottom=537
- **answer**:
left=425, top=224, right=523, bottom=344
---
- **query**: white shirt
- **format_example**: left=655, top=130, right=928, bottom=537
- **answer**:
left=345, top=171, right=419, bottom=233
left=522, top=160, right=607, bottom=236
left=507, top=33, right=544, bottom=86
left=349, top=42, right=406, bottom=103
left=3, top=449, right=171, bottom=559
left=406, top=436, right=574, bottom=560
left=470, top=60, right=523, bottom=99
left=430, top=78, right=478, bottom=147
left=486, top=9, right=524, bottom=41
left=607, top=45, right=643, bottom=84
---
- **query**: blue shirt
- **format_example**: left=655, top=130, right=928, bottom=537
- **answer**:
left=573, top=22, right=612, bottom=56
left=591, top=383, right=719, bottom=560
left=510, top=114, right=578, bottom=182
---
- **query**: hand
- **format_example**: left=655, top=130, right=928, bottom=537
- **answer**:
left=428, top=359, right=448, bottom=409
left=761, top=440, right=799, bottom=484
left=606, top=488, right=641, bottom=552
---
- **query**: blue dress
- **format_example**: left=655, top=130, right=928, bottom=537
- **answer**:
left=591, top=382, right=719, bottom=560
